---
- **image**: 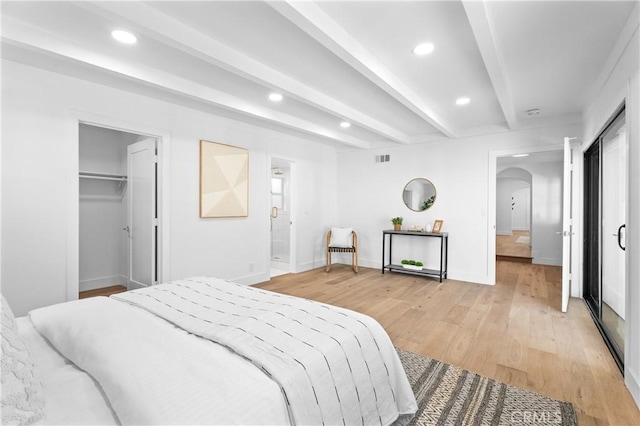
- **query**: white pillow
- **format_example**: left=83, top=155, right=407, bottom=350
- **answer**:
left=329, top=227, right=353, bottom=248
left=2, top=294, right=17, bottom=333
left=1, top=297, right=45, bottom=426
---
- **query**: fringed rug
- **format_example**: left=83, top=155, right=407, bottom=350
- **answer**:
left=397, top=348, right=577, bottom=426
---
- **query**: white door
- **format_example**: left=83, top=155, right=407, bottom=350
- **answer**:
left=127, top=138, right=157, bottom=288
left=561, top=137, right=574, bottom=312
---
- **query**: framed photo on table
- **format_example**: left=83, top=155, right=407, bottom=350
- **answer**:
left=432, top=220, right=444, bottom=233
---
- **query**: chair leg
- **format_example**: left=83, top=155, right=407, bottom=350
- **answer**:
left=326, top=251, right=331, bottom=272
left=353, top=251, right=358, bottom=273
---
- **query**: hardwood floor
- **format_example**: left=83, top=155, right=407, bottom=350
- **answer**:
left=256, top=262, right=640, bottom=426
left=496, top=230, right=533, bottom=262
left=79, top=285, right=127, bottom=299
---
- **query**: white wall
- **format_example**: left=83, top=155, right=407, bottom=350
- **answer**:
left=336, top=123, right=580, bottom=284
left=581, top=9, right=639, bottom=407
left=1, top=59, right=337, bottom=316
left=519, top=161, right=563, bottom=266
left=511, top=187, right=530, bottom=231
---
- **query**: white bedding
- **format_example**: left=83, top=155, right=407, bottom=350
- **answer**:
left=16, top=317, right=118, bottom=425
left=27, top=277, right=417, bottom=425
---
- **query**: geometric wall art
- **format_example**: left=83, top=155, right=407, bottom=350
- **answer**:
left=199, top=140, right=249, bottom=218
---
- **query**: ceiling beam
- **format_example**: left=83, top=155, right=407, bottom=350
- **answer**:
left=462, top=0, right=519, bottom=130
left=2, top=17, right=372, bottom=149
left=269, top=0, right=457, bottom=139
left=77, top=1, right=409, bottom=145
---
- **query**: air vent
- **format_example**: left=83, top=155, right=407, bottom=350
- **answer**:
left=375, top=154, right=390, bottom=163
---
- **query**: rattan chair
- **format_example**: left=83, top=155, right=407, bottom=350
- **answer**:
left=326, top=229, right=358, bottom=273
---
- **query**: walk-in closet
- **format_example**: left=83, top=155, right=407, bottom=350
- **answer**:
left=79, top=123, right=159, bottom=295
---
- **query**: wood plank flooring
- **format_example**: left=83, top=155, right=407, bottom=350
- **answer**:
left=79, top=285, right=127, bottom=299
left=256, top=261, right=640, bottom=426
left=497, top=230, right=533, bottom=262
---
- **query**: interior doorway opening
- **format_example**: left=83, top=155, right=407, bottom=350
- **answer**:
left=78, top=123, right=160, bottom=296
left=493, top=151, right=565, bottom=311
left=496, top=167, right=533, bottom=263
left=270, top=157, right=293, bottom=278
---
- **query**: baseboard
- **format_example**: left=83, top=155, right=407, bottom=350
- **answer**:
left=625, top=367, right=640, bottom=409
left=358, top=258, right=493, bottom=285
left=236, top=272, right=270, bottom=286
left=127, top=281, right=147, bottom=291
left=533, top=257, right=562, bottom=266
left=80, top=275, right=127, bottom=292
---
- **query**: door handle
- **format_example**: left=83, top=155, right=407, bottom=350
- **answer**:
left=122, top=226, right=130, bottom=234
left=617, top=224, right=626, bottom=251
left=271, top=207, right=278, bottom=219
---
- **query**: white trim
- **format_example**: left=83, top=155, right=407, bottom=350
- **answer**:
left=570, top=140, right=584, bottom=298
left=67, top=110, right=171, bottom=301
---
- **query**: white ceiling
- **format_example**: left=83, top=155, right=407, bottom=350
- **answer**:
left=1, top=1, right=637, bottom=150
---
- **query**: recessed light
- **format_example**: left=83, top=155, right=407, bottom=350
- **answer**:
left=111, top=29, right=137, bottom=45
left=527, top=109, right=540, bottom=116
left=512, top=153, right=530, bottom=158
left=340, top=121, right=351, bottom=128
left=268, top=93, right=283, bottom=102
left=456, top=97, right=470, bottom=106
left=412, top=42, right=434, bottom=56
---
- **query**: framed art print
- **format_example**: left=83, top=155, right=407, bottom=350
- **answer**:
left=199, top=140, right=249, bottom=218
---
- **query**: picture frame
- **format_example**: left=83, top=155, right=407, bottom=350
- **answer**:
left=199, top=140, right=249, bottom=218
left=432, top=219, right=444, bottom=233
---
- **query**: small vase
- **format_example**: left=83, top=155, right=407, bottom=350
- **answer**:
left=393, top=224, right=401, bottom=231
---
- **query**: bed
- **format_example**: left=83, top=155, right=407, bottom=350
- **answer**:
left=2, top=276, right=417, bottom=425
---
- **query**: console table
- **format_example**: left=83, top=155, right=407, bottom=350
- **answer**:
left=381, top=230, right=449, bottom=282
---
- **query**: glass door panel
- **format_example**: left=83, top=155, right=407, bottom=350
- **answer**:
left=601, top=113, right=626, bottom=357
left=583, top=106, right=626, bottom=370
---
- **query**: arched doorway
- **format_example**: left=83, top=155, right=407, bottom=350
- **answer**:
left=496, top=167, right=532, bottom=262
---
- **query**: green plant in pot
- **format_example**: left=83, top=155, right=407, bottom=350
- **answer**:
left=391, top=217, right=403, bottom=231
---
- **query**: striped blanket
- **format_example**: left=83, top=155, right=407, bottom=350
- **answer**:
left=113, top=277, right=416, bottom=425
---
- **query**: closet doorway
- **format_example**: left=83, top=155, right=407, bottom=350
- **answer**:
left=79, top=123, right=160, bottom=295
left=584, top=105, right=627, bottom=370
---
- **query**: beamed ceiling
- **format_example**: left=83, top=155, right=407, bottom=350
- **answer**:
left=2, top=1, right=637, bottom=149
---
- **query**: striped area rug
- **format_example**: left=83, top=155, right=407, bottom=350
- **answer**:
left=397, top=348, right=577, bottom=426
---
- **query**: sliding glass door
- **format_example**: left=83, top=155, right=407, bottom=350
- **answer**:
left=583, top=106, right=626, bottom=370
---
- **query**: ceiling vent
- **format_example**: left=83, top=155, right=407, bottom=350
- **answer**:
left=375, top=154, right=390, bottom=163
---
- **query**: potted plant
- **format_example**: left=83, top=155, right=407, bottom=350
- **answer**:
left=391, top=217, right=403, bottom=231
left=401, top=259, right=423, bottom=271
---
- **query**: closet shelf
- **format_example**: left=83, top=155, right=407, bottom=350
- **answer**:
left=79, top=171, right=127, bottom=182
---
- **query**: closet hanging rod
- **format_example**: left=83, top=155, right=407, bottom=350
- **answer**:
left=79, top=171, right=127, bottom=181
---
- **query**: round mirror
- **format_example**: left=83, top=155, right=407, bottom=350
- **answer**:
left=403, top=178, right=437, bottom=211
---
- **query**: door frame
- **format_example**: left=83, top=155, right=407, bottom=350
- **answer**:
left=488, top=143, right=583, bottom=299
left=68, top=111, right=171, bottom=301
left=581, top=102, right=628, bottom=371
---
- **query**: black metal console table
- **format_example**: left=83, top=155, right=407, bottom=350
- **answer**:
left=381, top=229, right=449, bottom=282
